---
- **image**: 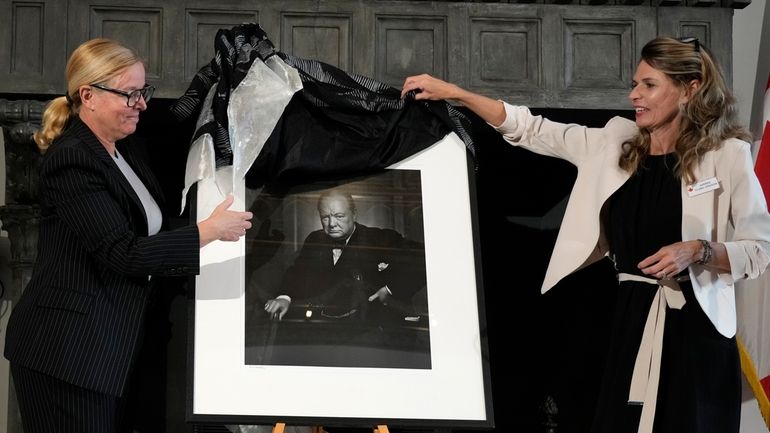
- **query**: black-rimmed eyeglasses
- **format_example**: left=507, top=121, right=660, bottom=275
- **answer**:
left=677, top=36, right=700, bottom=53
left=90, top=83, right=155, bottom=107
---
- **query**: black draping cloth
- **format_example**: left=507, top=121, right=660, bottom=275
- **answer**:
left=246, top=52, right=465, bottom=189
left=170, top=23, right=475, bottom=188
left=170, top=23, right=276, bottom=169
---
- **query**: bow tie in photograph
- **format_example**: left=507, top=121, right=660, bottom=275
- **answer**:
left=331, top=239, right=348, bottom=248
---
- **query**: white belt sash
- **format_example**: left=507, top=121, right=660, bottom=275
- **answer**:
left=617, top=273, right=689, bottom=433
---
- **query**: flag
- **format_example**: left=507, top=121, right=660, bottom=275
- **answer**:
left=737, top=71, right=770, bottom=431
left=753, top=73, right=770, bottom=204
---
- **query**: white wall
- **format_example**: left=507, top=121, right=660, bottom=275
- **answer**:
left=734, top=0, right=770, bottom=140
left=733, top=1, right=769, bottom=431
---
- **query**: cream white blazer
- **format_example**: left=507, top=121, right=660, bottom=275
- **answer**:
left=494, top=103, right=770, bottom=337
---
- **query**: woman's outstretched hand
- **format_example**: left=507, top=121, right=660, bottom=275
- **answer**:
left=401, top=73, right=506, bottom=126
left=197, top=194, right=253, bottom=247
left=401, top=73, right=460, bottom=101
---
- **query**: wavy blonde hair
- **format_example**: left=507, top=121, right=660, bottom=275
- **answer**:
left=34, top=38, right=143, bottom=152
left=619, top=37, right=751, bottom=184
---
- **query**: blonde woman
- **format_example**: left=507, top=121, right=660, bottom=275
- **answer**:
left=4, top=38, right=252, bottom=433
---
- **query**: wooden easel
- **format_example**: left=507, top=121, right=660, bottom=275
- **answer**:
left=271, top=423, right=389, bottom=433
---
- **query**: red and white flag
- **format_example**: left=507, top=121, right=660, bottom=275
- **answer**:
left=753, top=73, right=770, bottom=204
left=737, top=71, right=770, bottom=431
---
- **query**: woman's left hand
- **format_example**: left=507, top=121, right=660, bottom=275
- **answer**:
left=638, top=240, right=702, bottom=279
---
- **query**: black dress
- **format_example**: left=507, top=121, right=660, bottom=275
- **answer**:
left=592, top=153, right=741, bottom=433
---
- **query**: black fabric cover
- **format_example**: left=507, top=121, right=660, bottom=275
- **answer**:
left=170, top=23, right=476, bottom=190
left=170, top=23, right=276, bottom=168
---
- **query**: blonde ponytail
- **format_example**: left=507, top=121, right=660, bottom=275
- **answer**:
left=34, top=96, right=74, bottom=153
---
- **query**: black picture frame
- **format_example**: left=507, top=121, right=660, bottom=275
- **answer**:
left=187, top=133, right=493, bottom=429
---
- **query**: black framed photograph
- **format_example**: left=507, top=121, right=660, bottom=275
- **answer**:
left=188, top=133, right=493, bottom=429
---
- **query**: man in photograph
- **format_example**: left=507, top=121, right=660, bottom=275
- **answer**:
left=263, top=188, right=427, bottom=326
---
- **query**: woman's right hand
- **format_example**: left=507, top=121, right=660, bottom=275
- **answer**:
left=401, top=73, right=461, bottom=101
left=197, top=194, right=253, bottom=246
left=401, top=73, right=507, bottom=126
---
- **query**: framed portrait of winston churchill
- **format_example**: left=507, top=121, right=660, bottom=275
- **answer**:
left=188, top=133, right=493, bottom=429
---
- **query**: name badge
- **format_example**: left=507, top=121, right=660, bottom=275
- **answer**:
left=687, top=177, right=719, bottom=197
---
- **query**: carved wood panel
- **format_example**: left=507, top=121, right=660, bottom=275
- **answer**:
left=0, top=0, right=67, bottom=94
left=468, top=7, right=545, bottom=106
left=553, top=6, right=656, bottom=108
left=0, top=0, right=737, bottom=109
left=375, top=14, right=449, bottom=86
left=280, top=12, right=353, bottom=71
left=67, top=0, right=185, bottom=96
left=90, top=7, right=164, bottom=80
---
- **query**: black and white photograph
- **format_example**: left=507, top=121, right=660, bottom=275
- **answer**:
left=244, top=170, right=432, bottom=369
left=189, top=133, right=492, bottom=426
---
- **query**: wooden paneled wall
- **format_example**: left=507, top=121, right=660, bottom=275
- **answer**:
left=0, top=0, right=738, bottom=109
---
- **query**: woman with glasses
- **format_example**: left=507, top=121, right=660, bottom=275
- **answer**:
left=402, top=36, right=770, bottom=433
left=3, top=38, right=253, bottom=433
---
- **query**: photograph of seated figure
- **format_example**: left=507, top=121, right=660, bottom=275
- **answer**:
left=244, top=170, right=430, bottom=369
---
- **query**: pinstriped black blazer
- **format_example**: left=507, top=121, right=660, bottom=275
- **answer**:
left=4, top=117, right=200, bottom=397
